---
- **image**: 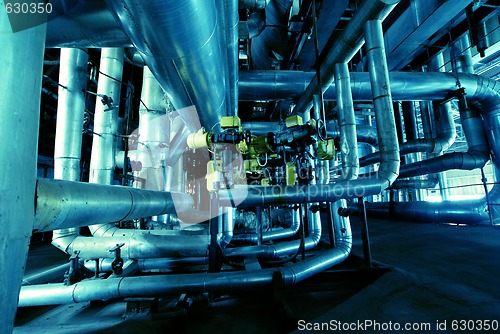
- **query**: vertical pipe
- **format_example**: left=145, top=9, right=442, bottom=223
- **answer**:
left=52, top=48, right=89, bottom=253
left=335, top=63, right=359, bottom=181
left=0, top=4, right=46, bottom=331
left=225, top=0, right=239, bottom=116
left=89, top=48, right=124, bottom=185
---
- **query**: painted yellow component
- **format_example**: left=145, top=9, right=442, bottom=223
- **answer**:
left=220, top=116, right=241, bottom=128
left=237, top=140, right=248, bottom=154
left=285, top=115, right=303, bottom=127
left=261, top=178, right=269, bottom=186
left=286, top=165, right=296, bottom=185
left=187, top=132, right=210, bottom=149
left=318, top=138, right=335, bottom=160
left=248, top=135, right=273, bottom=157
left=206, top=160, right=216, bottom=192
left=244, top=159, right=260, bottom=172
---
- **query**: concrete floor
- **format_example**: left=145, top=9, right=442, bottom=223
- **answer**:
left=14, top=216, right=500, bottom=333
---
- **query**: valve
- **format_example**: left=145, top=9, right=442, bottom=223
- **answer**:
left=64, top=250, right=82, bottom=286
left=109, top=243, right=125, bottom=275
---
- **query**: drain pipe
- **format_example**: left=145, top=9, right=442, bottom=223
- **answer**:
left=220, top=19, right=400, bottom=207
left=51, top=48, right=89, bottom=254
left=1, top=7, right=46, bottom=331
left=335, top=63, right=359, bottom=181
left=292, top=0, right=400, bottom=116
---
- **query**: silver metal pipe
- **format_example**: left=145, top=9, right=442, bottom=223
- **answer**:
left=105, top=0, right=227, bottom=129
left=239, top=0, right=270, bottom=9
left=225, top=0, right=239, bottom=116
left=359, top=200, right=490, bottom=225
left=52, top=48, right=89, bottom=259
left=335, top=63, right=359, bottom=180
left=35, top=178, right=193, bottom=233
left=239, top=10, right=266, bottom=39
left=238, top=71, right=498, bottom=104
left=22, top=263, right=69, bottom=286
left=46, top=0, right=132, bottom=48
left=84, top=257, right=208, bottom=273
left=293, top=0, right=400, bottom=115
left=391, top=178, right=438, bottom=190
left=232, top=208, right=301, bottom=243
left=67, top=234, right=209, bottom=259
left=221, top=21, right=400, bottom=207
left=224, top=206, right=321, bottom=258
left=0, top=6, right=46, bottom=330
left=18, top=207, right=351, bottom=306
left=89, top=48, right=124, bottom=185
left=218, top=208, right=235, bottom=248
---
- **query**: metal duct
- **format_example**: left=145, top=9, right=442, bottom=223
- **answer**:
left=335, top=63, right=359, bottom=180
left=105, top=0, right=227, bottom=129
left=34, top=179, right=193, bottom=233
left=0, top=5, right=46, bottom=331
left=251, top=0, right=292, bottom=69
left=240, top=0, right=270, bottom=9
left=46, top=0, right=131, bottom=48
left=293, top=0, right=400, bottom=116
left=239, top=10, right=266, bottom=39
left=19, top=207, right=351, bottom=307
left=89, top=48, right=124, bottom=185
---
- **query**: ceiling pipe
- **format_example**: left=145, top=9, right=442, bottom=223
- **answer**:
left=51, top=48, right=89, bottom=258
left=220, top=20, right=400, bottom=207
left=335, top=63, right=359, bottom=181
left=46, top=0, right=131, bottom=48
left=0, top=6, right=46, bottom=331
left=34, top=179, right=193, bottom=233
left=18, top=204, right=351, bottom=307
left=292, top=0, right=400, bottom=116
left=105, top=0, right=227, bottom=130
left=239, top=10, right=267, bottom=39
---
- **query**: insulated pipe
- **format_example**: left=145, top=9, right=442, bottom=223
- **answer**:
left=220, top=20, right=400, bottom=207
left=66, top=234, right=209, bottom=259
left=391, top=178, right=438, bottom=190
left=89, top=48, right=124, bottom=185
left=51, top=48, right=89, bottom=259
left=0, top=5, right=46, bottom=331
left=46, top=0, right=132, bottom=48
left=224, top=198, right=322, bottom=258
left=224, top=0, right=239, bottom=116
left=292, top=0, right=400, bottom=116
left=335, top=63, right=359, bottom=180
left=84, top=257, right=209, bottom=273
left=356, top=200, right=490, bottom=225
left=232, top=208, right=301, bottom=243
left=239, top=10, right=266, bottom=39
left=105, top=0, right=227, bottom=130
left=239, top=0, right=269, bottom=9
left=34, top=179, right=193, bottom=233
left=18, top=204, right=352, bottom=306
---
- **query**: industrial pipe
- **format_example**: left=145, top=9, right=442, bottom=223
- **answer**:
left=18, top=205, right=352, bottom=307
left=239, top=10, right=266, bottom=39
left=293, top=0, right=400, bottom=115
left=105, top=0, right=227, bottom=130
left=35, top=178, right=193, bottom=233
left=335, top=63, right=359, bottom=180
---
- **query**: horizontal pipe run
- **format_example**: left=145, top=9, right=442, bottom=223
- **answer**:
left=355, top=200, right=490, bottom=225
left=34, top=178, right=193, bottom=232
left=65, top=234, right=209, bottom=259
left=238, top=71, right=500, bottom=107
left=19, top=216, right=351, bottom=307
left=84, top=257, right=209, bottom=273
